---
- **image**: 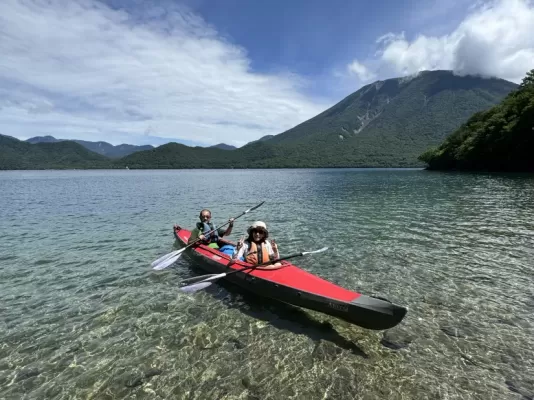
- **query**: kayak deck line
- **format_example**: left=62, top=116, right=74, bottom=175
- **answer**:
left=173, top=225, right=407, bottom=330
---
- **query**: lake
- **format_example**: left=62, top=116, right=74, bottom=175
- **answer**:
left=1, top=169, right=533, bottom=399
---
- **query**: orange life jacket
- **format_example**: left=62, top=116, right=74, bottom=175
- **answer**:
left=246, top=241, right=271, bottom=265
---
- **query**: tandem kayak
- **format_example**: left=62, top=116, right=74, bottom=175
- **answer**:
left=173, top=225, right=407, bottom=330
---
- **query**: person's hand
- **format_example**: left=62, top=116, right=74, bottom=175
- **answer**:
left=236, top=237, right=245, bottom=249
left=199, top=234, right=206, bottom=241
left=228, top=217, right=235, bottom=226
left=270, top=239, right=278, bottom=252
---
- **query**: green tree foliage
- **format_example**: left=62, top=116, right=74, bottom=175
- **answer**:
left=418, top=69, right=534, bottom=171
left=0, top=135, right=112, bottom=170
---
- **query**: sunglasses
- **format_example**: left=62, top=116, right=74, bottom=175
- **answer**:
left=201, top=214, right=211, bottom=218
left=251, top=229, right=266, bottom=234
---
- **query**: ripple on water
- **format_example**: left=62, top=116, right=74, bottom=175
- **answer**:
left=0, top=169, right=533, bottom=399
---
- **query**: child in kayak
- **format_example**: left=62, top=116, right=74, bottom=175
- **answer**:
left=232, top=221, right=281, bottom=267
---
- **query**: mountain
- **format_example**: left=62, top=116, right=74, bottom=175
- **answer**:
left=117, top=70, right=518, bottom=168
left=75, top=140, right=153, bottom=158
left=242, top=70, right=518, bottom=167
left=419, top=69, right=534, bottom=171
left=118, top=142, right=233, bottom=169
left=209, top=143, right=237, bottom=150
left=26, top=135, right=60, bottom=144
left=0, top=135, right=112, bottom=170
left=0, top=133, right=20, bottom=141
left=243, top=135, right=275, bottom=147
left=25, top=136, right=154, bottom=158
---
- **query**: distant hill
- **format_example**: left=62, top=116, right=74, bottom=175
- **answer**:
left=419, top=69, right=534, bottom=171
left=118, top=70, right=517, bottom=168
left=243, top=135, right=275, bottom=147
left=0, top=133, right=20, bottom=141
left=209, top=143, right=237, bottom=150
left=25, top=136, right=153, bottom=158
left=0, top=135, right=112, bottom=170
left=26, top=135, right=60, bottom=144
left=117, top=142, right=233, bottom=169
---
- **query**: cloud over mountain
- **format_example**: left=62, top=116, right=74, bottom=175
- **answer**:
left=349, top=0, right=534, bottom=84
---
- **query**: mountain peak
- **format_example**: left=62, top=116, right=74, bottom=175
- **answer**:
left=25, top=136, right=154, bottom=158
left=209, top=143, right=237, bottom=150
left=26, top=135, right=60, bottom=144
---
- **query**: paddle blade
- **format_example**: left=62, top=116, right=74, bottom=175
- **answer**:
left=180, top=281, right=213, bottom=293
left=302, top=246, right=328, bottom=255
left=151, top=250, right=179, bottom=267
left=245, top=201, right=265, bottom=213
left=180, top=273, right=223, bottom=284
left=196, top=272, right=227, bottom=283
left=153, top=250, right=184, bottom=270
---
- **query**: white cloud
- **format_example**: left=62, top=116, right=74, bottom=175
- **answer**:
left=0, top=0, right=328, bottom=146
left=347, top=60, right=377, bottom=82
left=374, top=0, right=534, bottom=83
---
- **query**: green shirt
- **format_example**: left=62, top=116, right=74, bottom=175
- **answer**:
left=188, top=223, right=227, bottom=246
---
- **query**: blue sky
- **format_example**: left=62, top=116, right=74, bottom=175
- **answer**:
left=1, top=0, right=533, bottom=148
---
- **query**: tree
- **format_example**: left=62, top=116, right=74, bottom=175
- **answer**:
left=418, top=69, right=534, bottom=171
left=519, top=69, right=534, bottom=89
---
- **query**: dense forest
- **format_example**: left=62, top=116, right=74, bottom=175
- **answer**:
left=0, top=135, right=112, bottom=170
left=419, top=69, right=534, bottom=171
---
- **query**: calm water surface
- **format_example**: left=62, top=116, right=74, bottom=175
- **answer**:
left=0, top=169, right=533, bottom=399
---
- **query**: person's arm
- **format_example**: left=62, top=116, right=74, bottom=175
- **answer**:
left=188, top=227, right=201, bottom=244
left=222, top=218, right=235, bottom=237
left=261, top=240, right=281, bottom=268
left=232, top=238, right=247, bottom=260
left=270, top=239, right=280, bottom=259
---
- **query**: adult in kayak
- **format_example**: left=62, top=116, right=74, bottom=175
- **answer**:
left=232, top=221, right=281, bottom=268
left=187, top=209, right=235, bottom=248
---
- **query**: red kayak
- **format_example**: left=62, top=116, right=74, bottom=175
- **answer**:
left=174, top=225, right=407, bottom=330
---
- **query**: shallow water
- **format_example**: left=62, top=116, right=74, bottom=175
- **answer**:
left=0, top=169, right=533, bottom=399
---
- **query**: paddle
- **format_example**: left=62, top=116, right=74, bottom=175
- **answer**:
left=151, top=201, right=265, bottom=270
left=179, top=246, right=329, bottom=293
left=178, top=248, right=262, bottom=285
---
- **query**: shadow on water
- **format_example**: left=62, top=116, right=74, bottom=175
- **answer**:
left=170, top=242, right=368, bottom=357
left=200, top=275, right=369, bottom=359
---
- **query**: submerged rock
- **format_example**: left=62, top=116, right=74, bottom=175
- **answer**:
left=380, top=329, right=415, bottom=350
left=144, top=368, right=163, bottom=379
left=228, top=338, right=245, bottom=349
left=505, top=380, right=534, bottom=400
left=125, top=368, right=163, bottom=388
left=15, top=367, right=41, bottom=381
left=125, top=376, right=144, bottom=388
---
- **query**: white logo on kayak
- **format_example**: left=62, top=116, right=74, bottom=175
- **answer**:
left=328, top=302, right=348, bottom=312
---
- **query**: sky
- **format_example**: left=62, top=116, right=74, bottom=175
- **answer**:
left=1, top=0, right=533, bottom=148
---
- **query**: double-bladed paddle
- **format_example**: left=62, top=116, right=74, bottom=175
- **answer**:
left=179, top=246, right=329, bottom=293
left=151, top=201, right=265, bottom=270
